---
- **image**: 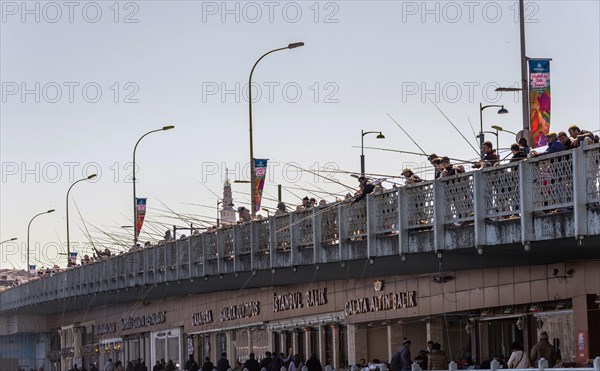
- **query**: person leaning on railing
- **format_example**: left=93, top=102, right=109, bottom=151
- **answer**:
left=472, top=141, right=499, bottom=169
left=530, top=132, right=564, bottom=158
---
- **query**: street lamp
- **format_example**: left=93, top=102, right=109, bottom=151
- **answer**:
left=249, top=42, right=304, bottom=219
left=491, top=125, right=518, bottom=136
left=0, top=237, right=17, bottom=270
left=66, top=173, right=96, bottom=265
left=479, top=104, right=508, bottom=158
left=27, top=209, right=54, bottom=272
left=360, top=130, right=385, bottom=176
left=133, top=125, right=174, bottom=245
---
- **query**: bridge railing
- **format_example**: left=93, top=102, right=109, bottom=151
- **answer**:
left=1, top=144, right=599, bottom=311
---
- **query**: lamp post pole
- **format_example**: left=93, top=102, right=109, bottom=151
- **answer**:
left=479, top=104, right=508, bottom=158
left=27, top=209, right=54, bottom=272
left=360, top=130, right=385, bottom=176
left=132, top=126, right=174, bottom=246
left=66, top=174, right=96, bottom=264
left=519, top=0, right=529, bottom=133
left=249, top=42, right=304, bottom=219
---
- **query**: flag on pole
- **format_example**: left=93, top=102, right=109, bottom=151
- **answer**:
left=136, top=198, right=147, bottom=238
left=529, top=59, right=551, bottom=148
left=253, top=159, right=268, bottom=213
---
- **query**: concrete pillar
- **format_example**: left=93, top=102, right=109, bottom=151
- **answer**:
left=387, top=324, right=404, bottom=361
left=267, top=330, right=274, bottom=354
left=210, top=333, right=218, bottom=362
left=303, top=328, right=312, bottom=362
left=292, top=330, right=299, bottom=355
left=573, top=294, right=600, bottom=365
left=226, top=331, right=236, bottom=363
left=426, top=318, right=444, bottom=348
left=347, top=324, right=367, bottom=366
left=331, top=324, right=339, bottom=370
left=318, top=326, right=326, bottom=367
left=279, top=331, right=287, bottom=355
left=248, top=329, right=254, bottom=355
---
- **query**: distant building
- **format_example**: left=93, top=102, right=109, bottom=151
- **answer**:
left=220, top=176, right=236, bottom=226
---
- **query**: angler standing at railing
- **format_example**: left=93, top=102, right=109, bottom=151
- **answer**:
left=531, top=133, right=564, bottom=157
left=350, top=176, right=374, bottom=204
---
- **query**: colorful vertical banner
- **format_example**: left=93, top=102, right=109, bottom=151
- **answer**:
left=529, top=59, right=551, bottom=148
left=136, top=198, right=147, bottom=237
left=69, top=252, right=78, bottom=265
left=29, top=264, right=36, bottom=276
left=253, top=159, right=268, bottom=213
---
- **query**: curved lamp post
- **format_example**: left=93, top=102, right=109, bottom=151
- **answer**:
left=479, top=104, right=508, bottom=158
left=0, top=237, right=17, bottom=270
left=249, top=42, right=304, bottom=218
left=66, top=173, right=97, bottom=264
left=133, top=125, right=174, bottom=245
left=27, top=209, right=54, bottom=272
left=361, top=130, right=385, bottom=176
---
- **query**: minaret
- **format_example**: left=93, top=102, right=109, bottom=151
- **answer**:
left=220, top=171, right=236, bottom=226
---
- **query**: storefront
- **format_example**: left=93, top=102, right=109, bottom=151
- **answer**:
left=151, top=327, right=184, bottom=368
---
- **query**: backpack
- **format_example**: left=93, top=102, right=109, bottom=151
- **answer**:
left=390, top=351, right=402, bottom=371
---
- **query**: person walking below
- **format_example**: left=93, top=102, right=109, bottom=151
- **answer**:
left=427, top=343, right=447, bottom=370
left=217, top=352, right=230, bottom=371
left=104, top=359, right=116, bottom=371
left=400, top=337, right=412, bottom=370
left=530, top=331, right=556, bottom=366
left=508, top=342, right=530, bottom=368
left=201, top=357, right=214, bottom=371
left=305, top=354, right=322, bottom=371
left=244, top=353, right=261, bottom=371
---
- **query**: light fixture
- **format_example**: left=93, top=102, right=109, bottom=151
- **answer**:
left=292, top=266, right=297, bottom=272
left=369, top=258, right=374, bottom=265
left=536, top=318, right=544, bottom=329
left=204, top=275, right=208, bottom=281
left=219, top=274, right=224, bottom=279
left=436, top=251, right=443, bottom=260
left=477, top=247, right=484, bottom=255
left=340, top=261, right=345, bottom=268
left=497, top=106, right=509, bottom=114
left=516, top=317, right=525, bottom=330
left=577, top=235, right=585, bottom=246
left=524, top=242, right=531, bottom=252
left=315, top=265, right=320, bottom=271
left=465, top=321, right=472, bottom=334
left=271, top=268, right=276, bottom=274
left=401, top=254, right=407, bottom=262
left=376, top=132, right=385, bottom=139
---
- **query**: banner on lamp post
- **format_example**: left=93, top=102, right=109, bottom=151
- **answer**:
left=69, top=252, right=78, bottom=265
left=253, top=159, right=268, bottom=213
left=529, top=59, right=551, bottom=148
left=136, top=198, right=147, bottom=238
left=29, top=264, right=36, bottom=277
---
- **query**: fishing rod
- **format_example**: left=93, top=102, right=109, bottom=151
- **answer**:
left=386, top=113, right=429, bottom=156
left=358, top=146, right=475, bottom=164
left=428, top=98, right=481, bottom=156
left=276, top=161, right=356, bottom=192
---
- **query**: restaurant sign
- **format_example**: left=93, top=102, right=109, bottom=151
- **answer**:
left=344, top=291, right=417, bottom=315
left=121, top=311, right=166, bottom=331
left=220, top=302, right=260, bottom=321
left=97, top=322, right=116, bottom=335
left=192, top=310, right=214, bottom=326
left=273, top=288, right=327, bottom=312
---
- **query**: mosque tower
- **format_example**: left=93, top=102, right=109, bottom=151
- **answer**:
left=220, top=172, right=236, bottom=226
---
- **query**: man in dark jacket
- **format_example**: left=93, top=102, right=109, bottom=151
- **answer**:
left=185, top=355, right=196, bottom=371
left=558, top=132, right=573, bottom=150
left=530, top=331, right=556, bottom=366
left=352, top=176, right=375, bottom=204
left=244, top=353, right=261, bottom=371
left=259, top=352, right=272, bottom=370
left=201, top=357, right=214, bottom=371
left=509, top=143, right=527, bottom=162
left=305, top=354, right=322, bottom=371
left=531, top=133, right=564, bottom=157
left=217, top=353, right=230, bottom=371
left=399, top=338, right=412, bottom=371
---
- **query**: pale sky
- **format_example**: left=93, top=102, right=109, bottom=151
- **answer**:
left=1, top=0, right=599, bottom=270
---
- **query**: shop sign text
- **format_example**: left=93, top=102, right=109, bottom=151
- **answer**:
left=97, top=322, right=116, bottom=335
left=220, top=302, right=260, bottom=321
left=273, top=288, right=327, bottom=312
left=344, top=291, right=417, bottom=315
left=192, top=310, right=214, bottom=326
left=121, top=311, right=166, bottom=331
